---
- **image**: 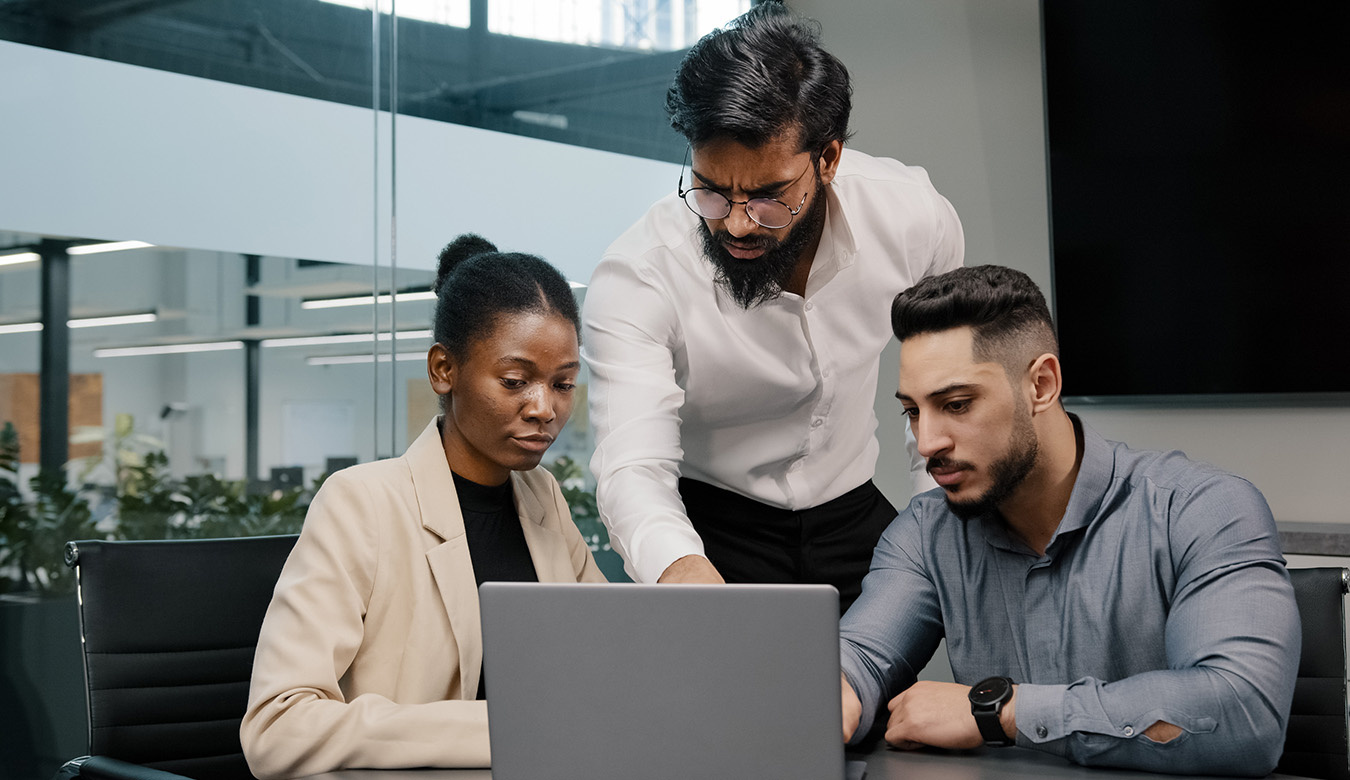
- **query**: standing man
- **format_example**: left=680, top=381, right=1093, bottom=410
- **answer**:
left=839, top=266, right=1298, bottom=775
left=582, top=3, right=963, bottom=606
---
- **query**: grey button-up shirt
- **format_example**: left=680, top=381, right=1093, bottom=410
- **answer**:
left=840, top=417, right=1300, bottom=776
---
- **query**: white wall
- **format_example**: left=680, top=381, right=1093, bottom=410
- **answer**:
left=792, top=0, right=1350, bottom=528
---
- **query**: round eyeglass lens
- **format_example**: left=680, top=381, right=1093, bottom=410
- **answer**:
left=746, top=199, right=793, bottom=229
left=687, top=189, right=732, bottom=220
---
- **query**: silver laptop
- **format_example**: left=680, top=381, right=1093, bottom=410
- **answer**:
left=480, top=582, right=848, bottom=780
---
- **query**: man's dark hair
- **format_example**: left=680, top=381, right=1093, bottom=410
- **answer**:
left=891, top=265, right=1059, bottom=372
left=431, top=234, right=580, bottom=363
left=666, top=2, right=852, bottom=153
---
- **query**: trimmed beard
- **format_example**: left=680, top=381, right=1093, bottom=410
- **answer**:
left=937, top=406, right=1040, bottom=521
left=696, top=178, right=827, bottom=309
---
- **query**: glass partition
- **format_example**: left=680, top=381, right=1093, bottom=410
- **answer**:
left=0, top=2, right=752, bottom=774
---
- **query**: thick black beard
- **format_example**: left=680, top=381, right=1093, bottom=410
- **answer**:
left=696, top=180, right=827, bottom=309
left=942, top=410, right=1040, bottom=521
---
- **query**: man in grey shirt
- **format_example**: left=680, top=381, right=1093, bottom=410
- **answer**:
left=839, top=266, right=1299, bottom=776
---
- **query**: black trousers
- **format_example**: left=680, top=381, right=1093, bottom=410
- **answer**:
left=678, top=478, right=897, bottom=614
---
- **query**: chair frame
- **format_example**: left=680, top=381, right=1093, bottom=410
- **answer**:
left=55, top=535, right=297, bottom=780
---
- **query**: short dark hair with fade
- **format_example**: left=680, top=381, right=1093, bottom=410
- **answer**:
left=665, top=2, right=852, bottom=154
left=891, top=265, right=1059, bottom=372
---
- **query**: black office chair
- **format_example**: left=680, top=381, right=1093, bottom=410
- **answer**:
left=55, top=535, right=298, bottom=780
left=1278, top=567, right=1350, bottom=780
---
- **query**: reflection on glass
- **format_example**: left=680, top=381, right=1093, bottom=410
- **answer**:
left=1, top=0, right=750, bottom=162
left=315, top=0, right=749, bottom=50
left=489, top=0, right=749, bottom=50
left=322, top=0, right=470, bottom=27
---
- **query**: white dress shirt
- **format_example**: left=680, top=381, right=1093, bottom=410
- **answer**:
left=582, top=148, right=964, bottom=583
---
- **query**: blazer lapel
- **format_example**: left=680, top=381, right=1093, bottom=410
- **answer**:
left=511, top=471, right=574, bottom=582
left=407, top=418, right=483, bottom=700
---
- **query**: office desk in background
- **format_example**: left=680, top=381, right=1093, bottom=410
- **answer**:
left=297, top=742, right=1316, bottom=780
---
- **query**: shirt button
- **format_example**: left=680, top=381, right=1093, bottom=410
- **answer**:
left=1123, top=725, right=1134, bottom=737
left=811, top=418, right=823, bottom=428
left=1036, top=725, right=1048, bottom=739
left=822, top=368, right=831, bottom=378
left=804, top=301, right=814, bottom=311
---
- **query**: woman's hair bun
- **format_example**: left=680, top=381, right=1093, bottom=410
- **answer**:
left=434, top=234, right=498, bottom=294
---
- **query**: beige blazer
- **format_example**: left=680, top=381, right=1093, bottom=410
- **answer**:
left=240, top=418, right=605, bottom=780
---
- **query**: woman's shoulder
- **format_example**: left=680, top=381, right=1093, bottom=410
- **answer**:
left=319, top=455, right=413, bottom=496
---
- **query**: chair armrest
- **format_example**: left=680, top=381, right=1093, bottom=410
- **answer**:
left=52, top=756, right=195, bottom=780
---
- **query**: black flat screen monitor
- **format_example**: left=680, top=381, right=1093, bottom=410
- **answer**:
left=1042, top=1, right=1350, bottom=402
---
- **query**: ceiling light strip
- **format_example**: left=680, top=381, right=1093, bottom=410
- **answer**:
left=94, top=341, right=244, bottom=358
left=0, top=322, right=43, bottom=335
left=307, top=351, right=427, bottom=366
left=0, top=311, right=159, bottom=335
left=69, top=312, right=159, bottom=329
left=260, top=329, right=431, bottom=348
left=67, top=241, right=155, bottom=256
left=0, top=252, right=40, bottom=267
left=300, top=290, right=438, bottom=310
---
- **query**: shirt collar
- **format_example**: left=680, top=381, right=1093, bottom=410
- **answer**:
left=801, top=177, right=858, bottom=297
left=978, top=413, right=1113, bottom=556
left=1042, top=414, right=1113, bottom=552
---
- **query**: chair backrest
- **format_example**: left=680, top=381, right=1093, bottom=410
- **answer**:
left=65, top=535, right=298, bottom=780
left=1279, top=566, right=1350, bottom=780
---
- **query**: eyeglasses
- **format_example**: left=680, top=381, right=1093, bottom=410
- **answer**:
left=676, top=147, right=814, bottom=230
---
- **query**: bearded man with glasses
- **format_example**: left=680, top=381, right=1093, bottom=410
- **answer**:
left=582, top=3, right=964, bottom=608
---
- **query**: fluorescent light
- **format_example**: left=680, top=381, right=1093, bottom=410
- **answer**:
left=301, top=290, right=437, bottom=310
left=513, top=110, right=569, bottom=130
left=67, top=240, right=154, bottom=255
left=307, top=351, right=427, bottom=366
left=70, top=312, right=158, bottom=329
left=261, top=329, right=431, bottom=348
left=0, top=252, right=39, bottom=267
left=0, top=322, right=42, bottom=335
left=95, top=341, right=244, bottom=358
left=0, top=311, right=159, bottom=335
left=569, top=281, right=587, bottom=289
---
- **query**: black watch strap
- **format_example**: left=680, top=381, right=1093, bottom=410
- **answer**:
left=973, top=707, right=1013, bottom=746
left=969, top=676, right=1016, bottom=747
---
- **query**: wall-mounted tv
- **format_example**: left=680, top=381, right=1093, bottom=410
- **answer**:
left=1042, top=1, right=1350, bottom=402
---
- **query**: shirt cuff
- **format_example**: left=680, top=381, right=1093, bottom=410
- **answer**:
left=628, top=526, right=706, bottom=584
left=1013, top=683, right=1071, bottom=756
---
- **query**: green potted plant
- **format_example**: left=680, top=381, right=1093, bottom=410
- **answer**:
left=546, top=454, right=629, bottom=582
left=2, top=413, right=315, bottom=778
left=0, top=421, right=94, bottom=778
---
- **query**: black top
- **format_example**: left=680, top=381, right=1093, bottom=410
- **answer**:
left=452, top=471, right=538, bottom=700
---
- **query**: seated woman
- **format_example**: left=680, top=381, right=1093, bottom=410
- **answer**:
left=241, top=235, right=605, bottom=779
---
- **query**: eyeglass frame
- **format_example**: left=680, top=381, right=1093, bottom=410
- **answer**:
left=676, top=146, right=818, bottom=230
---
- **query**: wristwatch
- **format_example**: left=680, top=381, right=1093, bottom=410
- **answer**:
left=968, top=676, right=1016, bottom=747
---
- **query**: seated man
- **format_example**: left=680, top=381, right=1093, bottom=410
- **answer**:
left=839, top=265, right=1299, bottom=776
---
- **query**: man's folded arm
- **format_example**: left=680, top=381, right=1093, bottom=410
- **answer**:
left=1017, top=476, right=1300, bottom=776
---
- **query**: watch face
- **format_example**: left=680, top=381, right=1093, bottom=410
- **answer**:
left=969, top=676, right=1011, bottom=706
